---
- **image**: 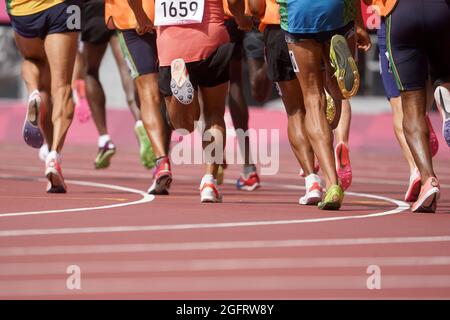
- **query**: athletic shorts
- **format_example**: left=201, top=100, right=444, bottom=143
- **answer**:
left=225, top=19, right=265, bottom=60
left=377, top=18, right=400, bottom=100
left=386, top=0, right=450, bottom=91
left=263, top=25, right=296, bottom=83
left=81, top=0, right=114, bottom=44
left=9, top=0, right=81, bottom=39
left=117, top=30, right=159, bottom=79
left=159, top=42, right=235, bottom=96
left=284, top=22, right=354, bottom=44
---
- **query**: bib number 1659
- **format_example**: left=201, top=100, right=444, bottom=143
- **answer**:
left=155, top=0, right=205, bottom=26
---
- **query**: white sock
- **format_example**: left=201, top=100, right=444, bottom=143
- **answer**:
left=201, top=174, right=216, bottom=185
left=98, top=134, right=111, bottom=148
left=135, top=120, right=144, bottom=130
left=46, top=151, right=60, bottom=163
left=305, top=173, right=321, bottom=190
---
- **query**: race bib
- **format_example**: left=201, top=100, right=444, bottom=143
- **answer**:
left=154, top=0, right=205, bottom=26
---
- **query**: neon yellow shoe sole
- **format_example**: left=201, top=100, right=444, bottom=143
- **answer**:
left=318, top=185, right=344, bottom=210
left=330, top=34, right=360, bottom=99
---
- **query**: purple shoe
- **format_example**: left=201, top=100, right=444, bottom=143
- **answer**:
left=435, top=86, right=450, bottom=147
left=23, top=90, right=44, bottom=149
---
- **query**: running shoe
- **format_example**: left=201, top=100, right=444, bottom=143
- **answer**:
left=404, top=168, right=421, bottom=203
left=170, top=58, right=194, bottom=105
left=335, top=142, right=352, bottom=191
left=299, top=174, right=323, bottom=205
left=434, top=85, right=450, bottom=147
left=426, top=114, right=439, bottom=157
left=299, top=163, right=320, bottom=178
left=23, top=90, right=44, bottom=149
left=148, top=157, right=172, bottom=195
left=412, top=177, right=440, bottom=213
left=318, top=185, right=344, bottom=210
left=330, top=35, right=360, bottom=99
left=39, top=144, right=50, bottom=162
left=236, top=171, right=261, bottom=191
left=134, top=120, right=156, bottom=169
left=45, top=152, right=67, bottom=193
left=94, top=140, right=116, bottom=169
left=200, top=175, right=222, bottom=203
left=73, top=79, right=91, bottom=123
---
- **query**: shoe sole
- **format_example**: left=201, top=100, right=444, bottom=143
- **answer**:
left=412, top=187, right=440, bottom=213
left=135, top=126, right=156, bottom=169
left=45, top=169, right=67, bottom=194
left=336, top=143, right=352, bottom=191
left=201, top=195, right=223, bottom=203
left=148, top=174, right=172, bottom=195
left=330, top=35, right=360, bottom=99
left=299, top=190, right=322, bottom=206
left=171, top=59, right=194, bottom=105
left=318, top=201, right=341, bottom=211
left=404, top=177, right=421, bottom=202
left=23, top=97, right=44, bottom=149
left=95, top=149, right=116, bottom=169
left=237, top=183, right=261, bottom=192
left=435, top=86, right=450, bottom=147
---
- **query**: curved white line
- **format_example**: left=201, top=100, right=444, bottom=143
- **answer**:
left=0, top=174, right=154, bottom=218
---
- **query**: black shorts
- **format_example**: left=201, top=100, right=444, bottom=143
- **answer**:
left=9, top=0, right=81, bottom=39
left=225, top=18, right=264, bottom=60
left=81, top=0, right=114, bottom=44
left=159, top=42, right=235, bottom=96
left=263, top=25, right=296, bottom=83
left=117, top=30, right=159, bottom=79
left=386, top=0, right=450, bottom=91
left=284, top=22, right=354, bottom=44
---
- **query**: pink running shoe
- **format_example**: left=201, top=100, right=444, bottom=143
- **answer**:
left=425, top=114, right=439, bottom=157
left=73, top=79, right=91, bottom=123
left=412, top=177, right=440, bottom=213
left=335, top=142, right=352, bottom=191
left=404, top=168, right=421, bottom=202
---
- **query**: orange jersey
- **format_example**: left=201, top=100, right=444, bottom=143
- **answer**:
left=362, top=0, right=397, bottom=17
left=222, top=0, right=251, bottom=18
left=259, top=0, right=280, bottom=32
left=105, top=0, right=155, bottom=30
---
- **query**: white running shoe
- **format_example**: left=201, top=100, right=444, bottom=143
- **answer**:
left=170, top=58, right=194, bottom=105
left=299, top=174, right=323, bottom=205
left=45, top=151, right=67, bottom=193
left=434, top=85, right=450, bottom=147
left=200, top=175, right=222, bottom=203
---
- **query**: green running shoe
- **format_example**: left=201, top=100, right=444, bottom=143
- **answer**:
left=134, top=120, right=156, bottom=169
left=330, top=34, right=360, bottom=99
left=318, top=184, right=344, bottom=210
left=95, top=140, right=116, bottom=169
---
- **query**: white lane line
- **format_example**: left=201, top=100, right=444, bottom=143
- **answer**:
left=2, top=275, right=450, bottom=297
left=1, top=236, right=450, bottom=256
left=1, top=256, right=450, bottom=276
left=0, top=174, right=154, bottom=218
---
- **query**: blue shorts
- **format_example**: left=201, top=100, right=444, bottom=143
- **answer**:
left=377, top=19, right=400, bottom=100
left=117, top=30, right=159, bottom=79
left=10, top=0, right=81, bottom=39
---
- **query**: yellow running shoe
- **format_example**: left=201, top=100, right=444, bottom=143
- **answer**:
left=330, top=34, right=360, bottom=99
left=318, top=184, right=344, bottom=210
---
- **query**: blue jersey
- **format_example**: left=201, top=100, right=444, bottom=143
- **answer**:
left=278, top=0, right=355, bottom=34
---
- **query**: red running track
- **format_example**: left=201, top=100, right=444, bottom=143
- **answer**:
left=0, top=104, right=449, bottom=299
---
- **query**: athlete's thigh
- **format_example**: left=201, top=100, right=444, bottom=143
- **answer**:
left=44, top=32, right=79, bottom=83
left=14, top=33, right=46, bottom=61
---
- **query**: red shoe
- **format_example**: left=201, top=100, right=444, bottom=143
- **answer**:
left=73, top=80, right=91, bottom=123
left=335, top=142, right=352, bottom=191
left=426, top=114, right=439, bottom=157
left=147, top=157, right=172, bottom=195
left=404, top=168, right=421, bottom=202
left=45, top=152, right=67, bottom=193
left=236, top=172, right=261, bottom=191
left=412, top=177, right=440, bottom=213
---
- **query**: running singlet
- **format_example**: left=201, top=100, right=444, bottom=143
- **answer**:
left=105, top=0, right=155, bottom=30
left=259, top=0, right=280, bottom=31
left=157, top=0, right=229, bottom=66
left=6, top=0, right=64, bottom=16
left=362, top=0, right=397, bottom=17
left=277, top=0, right=356, bottom=34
